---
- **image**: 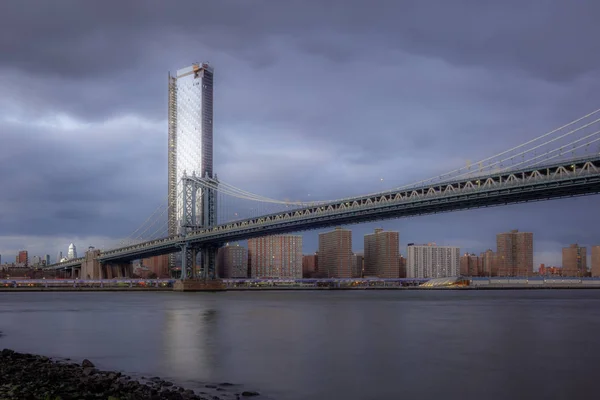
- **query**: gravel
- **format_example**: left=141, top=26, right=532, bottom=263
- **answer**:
left=0, top=348, right=260, bottom=400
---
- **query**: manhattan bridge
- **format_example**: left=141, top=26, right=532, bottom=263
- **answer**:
left=45, top=103, right=600, bottom=280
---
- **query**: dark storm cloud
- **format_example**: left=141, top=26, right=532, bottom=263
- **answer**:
left=0, top=0, right=599, bottom=264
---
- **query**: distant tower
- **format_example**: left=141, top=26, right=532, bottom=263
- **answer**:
left=67, top=243, right=77, bottom=260
left=57, top=251, right=63, bottom=263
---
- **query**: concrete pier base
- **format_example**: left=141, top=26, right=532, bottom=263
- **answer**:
left=173, top=279, right=226, bottom=292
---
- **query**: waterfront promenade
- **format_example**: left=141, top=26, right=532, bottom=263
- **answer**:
left=2, top=277, right=600, bottom=291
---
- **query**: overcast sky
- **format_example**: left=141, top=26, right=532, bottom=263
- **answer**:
left=1, top=0, right=600, bottom=267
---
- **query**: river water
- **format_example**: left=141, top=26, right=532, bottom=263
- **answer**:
left=1, top=290, right=599, bottom=400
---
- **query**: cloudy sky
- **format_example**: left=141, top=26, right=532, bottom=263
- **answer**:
left=1, top=0, right=600, bottom=267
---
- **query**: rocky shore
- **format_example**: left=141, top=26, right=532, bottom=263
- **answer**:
left=0, top=349, right=261, bottom=400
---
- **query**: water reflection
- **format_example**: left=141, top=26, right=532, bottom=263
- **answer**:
left=1, top=291, right=600, bottom=400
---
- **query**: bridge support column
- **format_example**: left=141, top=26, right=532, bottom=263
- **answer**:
left=201, top=246, right=218, bottom=279
left=180, top=244, right=197, bottom=280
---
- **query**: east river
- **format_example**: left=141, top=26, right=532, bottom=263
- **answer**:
left=1, top=290, right=600, bottom=400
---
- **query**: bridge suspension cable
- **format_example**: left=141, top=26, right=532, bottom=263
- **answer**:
left=192, top=108, right=600, bottom=207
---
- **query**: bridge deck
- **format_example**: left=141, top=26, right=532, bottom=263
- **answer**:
left=45, top=156, right=600, bottom=267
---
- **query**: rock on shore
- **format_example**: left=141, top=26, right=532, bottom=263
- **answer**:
left=0, top=349, right=259, bottom=400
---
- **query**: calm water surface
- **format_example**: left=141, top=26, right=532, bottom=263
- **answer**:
left=1, top=290, right=599, bottom=400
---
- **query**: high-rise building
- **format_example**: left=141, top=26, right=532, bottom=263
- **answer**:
left=248, top=235, right=302, bottom=278
left=364, top=229, right=399, bottom=278
left=142, top=255, right=170, bottom=278
left=217, top=243, right=248, bottom=278
left=17, top=251, right=28, bottom=266
left=32, top=256, right=41, bottom=266
left=352, top=253, right=364, bottom=278
left=399, top=255, right=406, bottom=278
left=168, top=63, right=215, bottom=238
left=496, top=230, right=533, bottom=277
left=406, top=244, right=460, bottom=279
left=67, top=243, right=77, bottom=260
left=57, top=251, right=63, bottom=263
left=318, top=227, right=353, bottom=278
left=302, top=253, right=318, bottom=278
left=460, top=253, right=482, bottom=276
left=592, top=246, right=600, bottom=277
left=44, top=255, right=51, bottom=266
left=480, top=249, right=498, bottom=277
left=562, top=244, right=587, bottom=277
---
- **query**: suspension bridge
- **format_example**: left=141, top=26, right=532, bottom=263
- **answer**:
left=44, top=109, right=600, bottom=280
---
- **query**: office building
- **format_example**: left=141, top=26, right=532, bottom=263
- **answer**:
left=460, top=253, right=482, bottom=276
left=217, top=243, right=248, bottom=278
left=45, top=255, right=50, bottom=266
left=562, top=244, right=587, bottom=277
left=17, top=251, right=28, bottom=267
left=57, top=251, right=63, bottom=263
left=591, top=246, right=600, bottom=277
left=318, top=227, right=353, bottom=278
left=302, top=253, right=318, bottom=278
left=406, top=244, right=460, bottom=279
left=496, top=230, right=533, bottom=276
left=168, top=63, right=215, bottom=237
left=364, top=229, right=399, bottom=278
left=248, top=235, right=302, bottom=278
left=67, top=243, right=77, bottom=260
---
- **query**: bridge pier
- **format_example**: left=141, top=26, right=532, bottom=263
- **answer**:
left=101, top=263, right=133, bottom=279
left=200, top=245, right=219, bottom=279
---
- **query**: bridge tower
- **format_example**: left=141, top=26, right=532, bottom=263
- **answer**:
left=180, top=173, right=219, bottom=280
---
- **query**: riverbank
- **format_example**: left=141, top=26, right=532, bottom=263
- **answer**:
left=0, top=349, right=259, bottom=400
left=2, top=285, right=600, bottom=292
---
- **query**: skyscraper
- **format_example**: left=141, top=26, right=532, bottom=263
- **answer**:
left=496, top=230, right=533, bottom=276
left=364, top=229, right=399, bottom=278
left=67, top=243, right=77, bottom=260
left=17, top=250, right=28, bottom=266
left=562, top=244, right=587, bottom=277
left=406, top=244, right=460, bottom=279
left=592, top=246, right=600, bottom=277
left=168, top=62, right=215, bottom=238
left=318, top=227, right=353, bottom=278
left=248, top=235, right=303, bottom=278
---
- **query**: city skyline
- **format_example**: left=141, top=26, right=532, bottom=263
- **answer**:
left=1, top=2, right=600, bottom=268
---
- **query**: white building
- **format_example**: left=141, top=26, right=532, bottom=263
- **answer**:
left=167, top=62, right=215, bottom=236
left=67, top=243, right=77, bottom=259
left=407, top=244, right=460, bottom=278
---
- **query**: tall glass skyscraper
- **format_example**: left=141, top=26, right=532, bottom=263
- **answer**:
left=168, top=63, right=214, bottom=238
